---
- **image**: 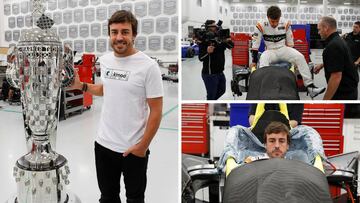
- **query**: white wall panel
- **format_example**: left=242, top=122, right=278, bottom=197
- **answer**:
left=1, top=0, right=178, bottom=60
left=181, top=0, right=360, bottom=38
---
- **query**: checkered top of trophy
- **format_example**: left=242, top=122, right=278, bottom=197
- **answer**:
left=37, top=14, right=55, bottom=30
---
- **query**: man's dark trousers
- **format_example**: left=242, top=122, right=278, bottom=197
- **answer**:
left=95, top=142, right=149, bottom=203
left=202, top=72, right=226, bottom=100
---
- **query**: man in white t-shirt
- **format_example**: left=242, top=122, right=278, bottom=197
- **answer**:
left=71, top=10, right=163, bottom=203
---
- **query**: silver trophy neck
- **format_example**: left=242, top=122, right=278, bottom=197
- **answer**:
left=16, top=139, right=66, bottom=171
left=16, top=152, right=67, bottom=171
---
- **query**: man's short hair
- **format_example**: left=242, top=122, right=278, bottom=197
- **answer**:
left=354, top=21, right=360, bottom=27
left=264, top=121, right=290, bottom=144
left=320, top=16, right=337, bottom=30
left=108, top=10, right=138, bottom=36
left=267, top=6, right=282, bottom=20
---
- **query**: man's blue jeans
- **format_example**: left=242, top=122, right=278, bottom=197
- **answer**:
left=202, top=72, right=226, bottom=100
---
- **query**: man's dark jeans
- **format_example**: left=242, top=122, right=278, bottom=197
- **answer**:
left=202, top=72, right=226, bottom=100
left=95, top=142, right=149, bottom=203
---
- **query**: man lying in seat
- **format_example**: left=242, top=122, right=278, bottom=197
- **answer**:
left=218, top=104, right=326, bottom=176
left=244, top=121, right=289, bottom=163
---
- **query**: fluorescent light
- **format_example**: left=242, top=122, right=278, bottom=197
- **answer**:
left=256, top=0, right=263, bottom=2
left=344, top=2, right=351, bottom=5
left=300, top=0, right=307, bottom=3
left=278, top=0, right=286, bottom=3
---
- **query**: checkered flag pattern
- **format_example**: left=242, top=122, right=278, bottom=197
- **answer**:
left=22, top=57, right=61, bottom=134
left=37, top=14, right=54, bottom=30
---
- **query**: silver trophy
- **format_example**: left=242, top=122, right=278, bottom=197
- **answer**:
left=6, top=0, right=80, bottom=202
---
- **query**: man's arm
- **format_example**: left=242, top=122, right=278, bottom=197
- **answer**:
left=82, top=83, right=104, bottom=96
left=250, top=22, right=263, bottom=67
left=123, top=97, right=163, bottom=157
left=198, top=43, right=211, bottom=61
left=70, top=69, right=103, bottom=96
left=252, top=22, right=263, bottom=50
left=288, top=104, right=304, bottom=128
left=222, top=38, right=234, bottom=49
left=313, top=64, right=324, bottom=74
left=248, top=104, right=257, bottom=126
left=248, top=115, right=255, bottom=126
left=285, top=21, right=294, bottom=47
left=355, top=56, right=360, bottom=65
left=323, top=72, right=342, bottom=100
left=289, top=120, right=298, bottom=128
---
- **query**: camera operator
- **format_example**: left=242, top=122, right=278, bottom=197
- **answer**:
left=197, top=20, right=234, bottom=100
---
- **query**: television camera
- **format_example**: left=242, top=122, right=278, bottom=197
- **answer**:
left=193, top=20, right=231, bottom=46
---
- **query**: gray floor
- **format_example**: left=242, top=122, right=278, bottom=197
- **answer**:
left=0, top=81, right=179, bottom=203
left=182, top=51, right=360, bottom=100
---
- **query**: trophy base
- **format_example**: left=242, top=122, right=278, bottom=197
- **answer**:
left=13, top=158, right=75, bottom=203
left=7, top=192, right=81, bottom=203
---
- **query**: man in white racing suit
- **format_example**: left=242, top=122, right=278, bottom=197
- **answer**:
left=251, top=6, right=325, bottom=99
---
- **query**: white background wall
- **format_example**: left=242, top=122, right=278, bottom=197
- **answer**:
left=182, top=0, right=360, bottom=39
left=0, top=0, right=4, bottom=47
left=1, top=0, right=178, bottom=62
left=181, top=0, right=231, bottom=39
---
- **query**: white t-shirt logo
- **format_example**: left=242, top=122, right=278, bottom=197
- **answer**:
left=104, top=69, right=130, bottom=81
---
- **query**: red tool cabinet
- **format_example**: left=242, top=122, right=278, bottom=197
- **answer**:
left=302, top=103, right=345, bottom=198
left=302, top=104, right=345, bottom=156
left=292, top=26, right=311, bottom=89
left=61, top=54, right=95, bottom=119
left=294, top=41, right=310, bottom=63
left=231, top=33, right=252, bottom=66
left=182, top=104, right=209, bottom=155
left=75, top=54, right=95, bottom=108
left=292, top=26, right=310, bottom=63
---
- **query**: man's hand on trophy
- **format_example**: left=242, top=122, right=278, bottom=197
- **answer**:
left=69, top=68, right=82, bottom=90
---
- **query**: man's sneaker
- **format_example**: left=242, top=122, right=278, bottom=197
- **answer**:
left=307, top=84, right=326, bottom=99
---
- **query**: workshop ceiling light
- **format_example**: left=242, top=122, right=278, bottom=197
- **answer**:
left=278, top=0, right=286, bottom=3
left=300, top=0, right=307, bottom=3
left=344, top=2, right=351, bottom=5
left=255, top=0, right=263, bottom=2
